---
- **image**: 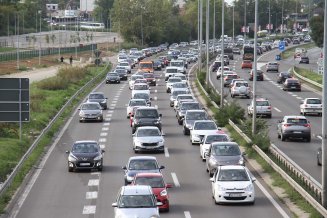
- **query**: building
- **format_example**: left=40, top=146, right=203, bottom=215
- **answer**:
left=80, top=0, right=96, bottom=13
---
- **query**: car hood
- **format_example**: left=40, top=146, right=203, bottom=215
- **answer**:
left=213, top=155, right=242, bottom=165
left=192, top=130, right=219, bottom=135
left=71, top=152, right=99, bottom=160
left=134, top=136, right=163, bottom=143
left=80, top=109, right=102, bottom=114
left=88, top=99, right=104, bottom=103
left=127, top=169, right=161, bottom=178
left=217, top=181, right=252, bottom=189
left=136, top=118, right=159, bottom=122
left=115, top=208, right=158, bottom=218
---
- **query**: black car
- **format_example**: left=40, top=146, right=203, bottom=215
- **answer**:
left=299, top=56, right=309, bottom=64
left=86, top=92, right=107, bottom=110
left=176, top=101, right=201, bottom=125
left=115, top=69, right=128, bottom=81
left=106, top=72, right=121, bottom=84
left=131, top=107, right=162, bottom=133
left=66, top=140, right=104, bottom=172
left=277, top=71, right=292, bottom=84
left=283, top=78, right=301, bottom=91
left=249, top=70, right=264, bottom=81
left=153, top=60, right=162, bottom=70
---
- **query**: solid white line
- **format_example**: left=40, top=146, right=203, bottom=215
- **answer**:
left=184, top=211, right=192, bottom=218
left=86, top=191, right=98, bottom=199
left=88, top=179, right=99, bottom=186
left=274, top=107, right=281, bottom=112
left=82, top=205, right=96, bottom=214
left=255, top=180, right=290, bottom=218
left=164, top=148, right=170, bottom=157
left=171, top=172, right=180, bottom=187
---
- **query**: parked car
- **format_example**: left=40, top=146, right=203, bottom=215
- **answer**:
left=210, top=165, right=255, bottom=204
left=122, top=156, right=165, bottom=184
left=78, top=102, right=103, bottom=122
left=66, top=140, right=104, bottom=172
left=131, top=173, right=172, bottom=212
left=112, top=185, right=162, bottom=218
left=132, top=126, right=165, bottom=153
left=277, top=115, right=311, bottom=142
left=247, top=98, right=272, bottom=118
left=277, top=71, right=292, bottom=84
left=300, top=98, right=322, bottom=116
left=205, top=142, right=244, bottom=176
left=106, top=72, right=121, bottom=84
left=283, top=78, right=301, bottom=91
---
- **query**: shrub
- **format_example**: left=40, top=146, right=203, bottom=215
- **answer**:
left=214, top=101, right=245, bottom=126
left=36, top=77, right=68, bottom=90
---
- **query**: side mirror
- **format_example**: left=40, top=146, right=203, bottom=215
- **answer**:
left=65, top=150, right=69, bottom=154
left=112, top=203, right=118, bottom=207
left=122, top=166, right=127, bottom=170
left=161, top=133, right=165, bottom=136
left=252, top=177, right=256, bottom=182
left=105, top=97, right=108, bottom=99
left=159, top=166, right=165, bottom=170
left=132, top=133, right=135, bottom=136
left=159, top=114, right=162, bottom=117
left=166, top=183, right=173, bottom=188
left=156, top=202, right=163, bottom=206
left=242, top=152, right=246, bottom=156
left=101, top=150, right=105, bottom=153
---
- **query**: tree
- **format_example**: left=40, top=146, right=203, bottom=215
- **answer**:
left=93, top=0, right=114, bottom=28
left=310, top=15, right=323, bottom=48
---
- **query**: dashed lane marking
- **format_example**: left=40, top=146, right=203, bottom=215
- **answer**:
left=88, top=179, right=99, bottom=186
left=164, top=148, right=170, bottom=157
left=86, top=192, right=98, bottom=199
left=102, top=127, right=109, bottom=131
left=171, top=173, right=180, bottom=187
left=99, top=138, right=107, bottom=143
left=103, top=122, right=110, bottom=126
left=274, top=107, right=281, bottom=112
left=100, top=132, right=108, bottom=137
left=184, top=211, right=192, bottom=218
left=99, top=144, right=106, bottom=149
left=154, top=97, right=158, bottom=101
left=82, top=205, right=96, bottom=215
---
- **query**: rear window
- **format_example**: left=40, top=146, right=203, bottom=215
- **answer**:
left=256, top=101, right=270, bottom=106
left=186, top=112, right=207, bottom=120
left=286, top=118, right=308, bottom=124
left=307, top=99, right=321, bottom=104
left=136, top=109, right=159, bottom=118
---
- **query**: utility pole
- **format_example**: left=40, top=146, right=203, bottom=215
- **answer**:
left=205, top=0, right=209, bottom=85
left=16, top=13, right=20, bottom=70
left=213, top=0, right=215, bottom=49
left=199, top=0, right=203, bottom=74
left=244, top=0, right=246, bottom=41
left=38, top=10, right=41, bottom=66
left=232, top=4, right=235, bottom=45
left=281, top=0, right=284, bottom=34
left=268, top=0, right=271, bottom=38
left=252, top=0, right=259, bottom=134
left=220, top=0, right=225, bottom=108
left=141, top=11, right=144, bottom=47
left=321, top=0, right=327, bottom=208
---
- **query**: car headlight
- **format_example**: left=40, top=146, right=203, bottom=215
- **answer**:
left=218, top=185, right=227, bottom=191
left=134, top=140, right=142, bottom=146
left=150, top=215, right=160, bottom=218
left=238, top=157, right=244, bottom=165
left=245, top=184, right=254, bottom=191
left=79, top=111, right=85, bottom=116
left=154, top=120, right=160, bottom=124
left=94, top=154, right=102, bottom=161
left=186, top=123, right=192, bottom=129
left=101, top=100, right=106, bottom=103
left=160, top=189, right=168, bottom=196
left=68, top=153, right=77, bottom=161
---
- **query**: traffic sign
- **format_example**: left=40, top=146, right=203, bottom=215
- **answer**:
left=279, top=41, right=285, bottom=51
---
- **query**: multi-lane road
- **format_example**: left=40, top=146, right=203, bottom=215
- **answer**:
left=209, top=45, right=323, bottom=182
left=9, top=53, right=292, bottom=218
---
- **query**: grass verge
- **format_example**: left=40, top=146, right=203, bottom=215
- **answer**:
left=281, top=42, right=315, bottom=59
left=0, top=64, right=110, bottom=214
left=294, top=66, right=322, bottom=84
left=0, top=48, right=16, bottom=53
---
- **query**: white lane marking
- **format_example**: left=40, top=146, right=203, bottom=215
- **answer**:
left=109, top=107, right=115, bottom=110
left=86, top=192, right=98, bottom=199
left=274, top=107, right=281, bottom=112
left=113, top=98, right=119, bottom=101
left=82, top=205, right=96, bottom=214
left=155, top=89, right=158, bottom=93
left=99, top=138, right=107, bottom=143
left=110, top=104, right=116, bottom=107
left=171, top=173, right=180, bottom=187
left=102, top=127, right=109, bottom=131
left=154, top=96, right=158, bottom=101
left=99, top=144, right=106, bottom=149
left=112, top=100, right=118, bottom=103
left=292, top=94, right=297, bottom=97
left=155, top=105, right=158, bottom=109
left=100, top=132, right=108, bottom=137
left=88, top=179, right=99, bottom=186
left=105, top=118, right=112, bottom=122
left=107, top=110, right=114, bottom=113
left=255, top=180, right=290, bottom=218
left=103, top=122, right=110, bottom=126
left=106, top=114, right=112, bottom=117
left=296, top=97, right=302, bottom=100
left=164, top=148, right=170, bottom=157
left=184, top=211, right=192, bottom=218
left=318, top=135, right=322, bottom=140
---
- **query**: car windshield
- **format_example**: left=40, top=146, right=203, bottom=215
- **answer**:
left=286, top=118, right=308, bottom=124
left=171, top=62, right=184, bottom=67
left=135, top=79, right=147, bottom=84
left=131, top=76, right=143, bottom=81
left=72, top=143, right=99, bottom=153
left=256, top=101, right=270, bottom=106
left=118, top=195, right=155, bottom=208
left=168, top=78, right=182, bottom=83
left=134, top=85, right=148, bottom=90
left=205, top=135, right=229, bottom=143
left=172, top=90, right=187, bottom=97
left=120, top=63, right=128, bottom=66
left=134, top=177, right=165, bottom=188
left=133, top=93, right=149, bottom=100
left=137, top=129, right=160, bottom=137
left=89, top=94, right=104, bottom=99
left=307, top=99, right=321, bottom=104
left=108, top=73, right=119, bottom=77
left=140, top=63, right=153, bottom=68
left=194, top=122, right=217, bottom=130
left=178, top=96, right=193, bottom=101
left=218, top=169, right=249, bottom=181
left=81, top=104, right=101, bottom=110
left=166, top=69, right=178, bottom=73
left=187, top=112, right=206, bottom=120
left=128, top=160, right=158, bottom=170
left=287, top=80, right=300, bottom=84
left=136, top=109, right=158, bottom=118
left=182, top=103, right=200, bottom=110
left=212, top=144, right=241, bottom=156
left=176, top=75, right=186, bottom=80
left=129, top=100, right=146, bottom=106
left=143, top=74, right=154, bottom=79
left=116, top=69, right=125, bottom=73
left=173, top=83, right=187, bottom=88
left=235, top=82, right=248, bottom=87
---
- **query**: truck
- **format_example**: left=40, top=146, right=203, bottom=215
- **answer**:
left=224, top=48, right=234, bottom=60
left=139, top=61, right=154, bottom=73
left=243, top=46, right=254, bottom=61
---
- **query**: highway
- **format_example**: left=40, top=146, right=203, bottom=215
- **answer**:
left=9, top=54, right=291, bottom=218
left=209, top=44, right=323, bottom=182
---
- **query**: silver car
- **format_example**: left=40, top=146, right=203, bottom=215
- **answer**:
left=169, top=89, right=189, bottom=107
left=79, top=102, right=103, bottom=122
left=205, top=142, right=244, bottom=176
left=266, top=61, right=279, bottom=72
left=277, top=115, right=311, bottom=142
left=183, top=110, right=209, bottom=135
left=230, top=81, right=251, bottom=99
left=133, top=126, right=165, bottom=153
left=247, top=98, right=272, bottom=118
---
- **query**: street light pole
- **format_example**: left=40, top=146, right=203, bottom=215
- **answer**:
left=213, top=0, right=215, bottom=49
left=220, top=0, right=225, bottom=108
left=281, top=0, right=284, bottom=34
left=268, top=0, right=271, bottom=38
left=252, top=0, right=259, bottom=134
left=232, top=4, right=235, bottom=44
left=206, top=0, right=209, bottom=85
left=141, top=10, right=144, bottom=47
left=244, top=0, right=246, bottom=41
left=321, top=0, right=327, bottom=208
left=39, top=10, right=41, bottom=66
left=199, top=0, right=203, bottom=74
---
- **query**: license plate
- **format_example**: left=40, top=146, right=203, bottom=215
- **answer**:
left=229, top=193, right=242, bottom=197
left=80, top=163, right=90, bottom=166
left=293, top=131, right=302, bottom=134
left=291, top=86, right=296, bottom=88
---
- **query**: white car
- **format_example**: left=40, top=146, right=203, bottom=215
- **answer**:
left=117, top=54, right=128, bottom=63
left=216, top=69, right=233, bottom=79
left=169, top=89, right=189, bottom=107
left=247, top=98, right=272, bottom=118
left=210, top=165, right=255, bottom=205
left=190, top=120, right=220, bottom=145
left=173, top=94, right=194, bottom=109
left=300, top=98, right=322, bottom=116
left=166, top=77, right=182, bottom=93
left=199, top=132, right=230, bottom=161
left=230, top=81, right=251, bottom=99
left=129, top=75, right=144, bottom=90
left=172, top=73, right=187, bottom=83
left=170, top=82, right=189, bottom=93
left=133, top=126, right=165, bottom=153
left=164, top=66, right=179, bottom=81
left=126, top=99, right=147, bottom=118
left=112, top=185, right=162, bottom=218
left=132, top=83, right=150, bottom=97
left=118, top=61, right=132, bottom=74
left=169, top=60, right=186, bottom=74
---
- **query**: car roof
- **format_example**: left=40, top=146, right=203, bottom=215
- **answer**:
left=129, top=156, right=157, bottom=161
left=121, top=185, right=153, bottom=195
left=136, top=106, right=157, bottom=110
left=256, top=98, right=269, bottom=101
left=137, top=126, right=160, bottom=130
left=186, top=109, right=206, bottom=113
left=219, top=165, right=246, bottom=170
left=194, top=120, right=215, bottom=124
left=82, top=102, right=101, bottom=105
left=74, top=140, right=98, bottom=144
left=135, top=172, right=163, bottom=178
left=89, top=92, right=104, bottom=95
left=211, top=141, right=239, bottom=146
left=283, top=115, right=306, bottom=119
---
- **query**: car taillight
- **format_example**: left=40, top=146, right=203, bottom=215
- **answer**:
left=303, top=124, right=311, bottom=128
left=268, top=106, right=271, bottom=109
left=304, top=104, right=307, bottom=107
left=284, top=124, right=291, bottom=127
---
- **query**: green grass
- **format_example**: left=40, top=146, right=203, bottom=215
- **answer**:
left=0, top=47, right=16, bottom=53
left=281, top=42, right=315, bottom=59
left=294, top=66, right=322, bottom=84
left=0, top=64, right=110, bottom=214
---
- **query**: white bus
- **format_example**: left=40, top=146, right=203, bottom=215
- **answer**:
left=80, top=22, right=105, bottom=30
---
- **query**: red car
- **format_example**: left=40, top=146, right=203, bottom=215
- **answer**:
left=131, top=172, right=172, bottom=212
left=241, top=60, right=252, bottom=69
left=129, top=106, right=140, bottom=127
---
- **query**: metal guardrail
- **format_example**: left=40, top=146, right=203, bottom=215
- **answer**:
left=192, top=59, right=327, bottom=217
left=293, top=66, right=322, bottom=89
left=0, top=62, right=111, bottom=197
